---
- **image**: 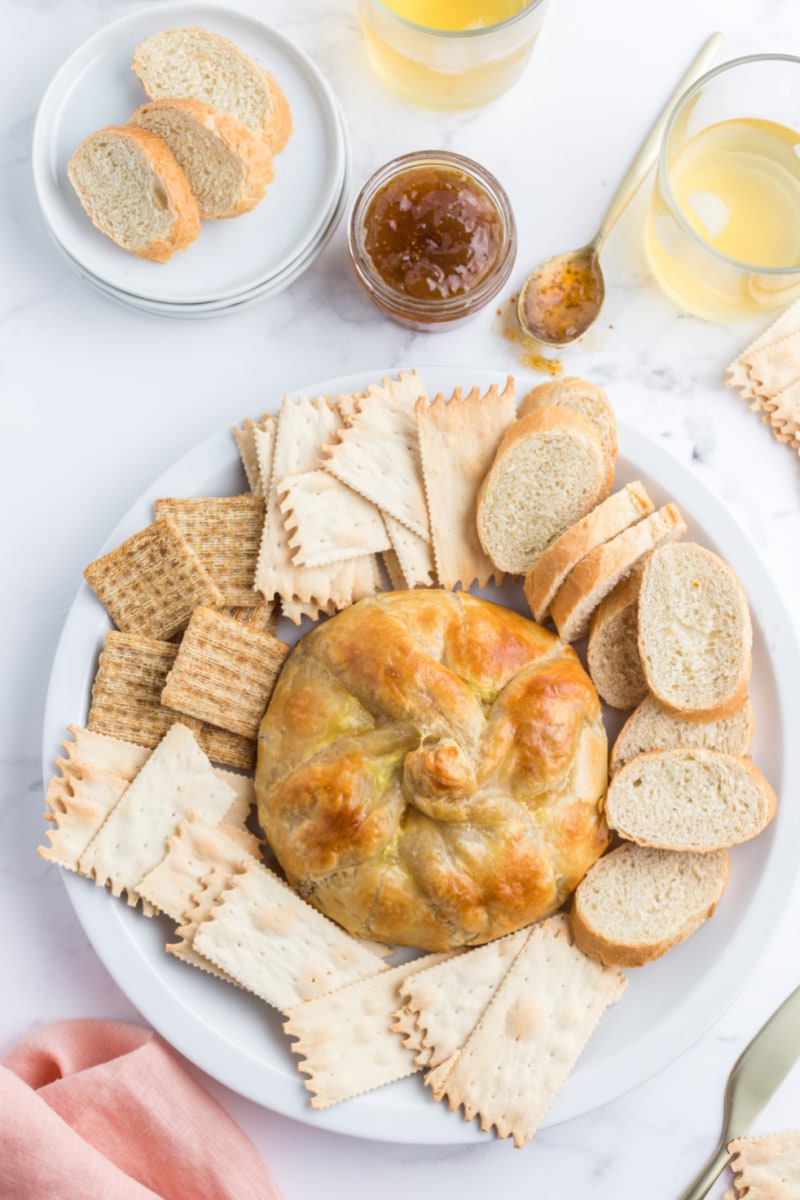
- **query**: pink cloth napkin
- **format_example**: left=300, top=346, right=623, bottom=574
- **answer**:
left=0, top=1019, right=282, bottom=1200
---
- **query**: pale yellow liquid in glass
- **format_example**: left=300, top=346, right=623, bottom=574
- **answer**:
left=646, top=117, right=800, bottom=320
left=359, top=0, right=540, bottom=108
left=380, top=0, right=527, bottom=30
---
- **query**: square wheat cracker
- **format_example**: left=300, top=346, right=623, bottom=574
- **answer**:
left=416, top=379, right=515, bottom=589
left=78, top=723, right=236, bottom=904
left=161, top=606, right=289, bottom=739
left=84, top=517, right=223, bottom=640
left=435, top=915, right=627, bottom=1147
left=191, top=858, right=389, bottom=1010
left=154, top=496, right=267, bottom=610
left=284, top=953, right=455, bottom=1109
left=87, top=631, right=203, bottom=748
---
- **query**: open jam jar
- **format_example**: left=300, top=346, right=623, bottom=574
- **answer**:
left=347, top=151, right=517, bottom=330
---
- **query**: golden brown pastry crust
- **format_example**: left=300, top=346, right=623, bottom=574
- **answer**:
left=256, top=590, right=609, bottom=950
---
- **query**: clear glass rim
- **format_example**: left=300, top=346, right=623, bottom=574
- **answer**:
left=658, top=52, right=800, bottom=276
left=347, top=150, right=517, bottom=320
left=361, top=0, right=545, bottom=40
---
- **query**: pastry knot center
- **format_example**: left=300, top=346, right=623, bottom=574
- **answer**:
left=404, top=738, right=476, bottom=819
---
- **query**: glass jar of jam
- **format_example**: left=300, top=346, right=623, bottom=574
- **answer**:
left=347, top=150, right=517, bottom=330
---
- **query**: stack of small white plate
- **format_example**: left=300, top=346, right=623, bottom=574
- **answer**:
left=33, top=3, right=350, bottom=318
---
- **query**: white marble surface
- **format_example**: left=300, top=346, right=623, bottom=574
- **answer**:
left=3, top=0, right=800, bottom=1195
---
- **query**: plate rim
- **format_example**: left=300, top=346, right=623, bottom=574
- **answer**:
left=42, top=365, right=800, bottom=1144
left=32, top=0, right=346, bottom=304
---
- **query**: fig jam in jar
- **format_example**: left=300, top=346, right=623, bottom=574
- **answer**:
left=348, top=151, right=517, bottom=329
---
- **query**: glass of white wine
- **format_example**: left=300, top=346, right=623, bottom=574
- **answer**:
left=357, top=0, right=547, bottom=109
left=645, top=54, right=800, bottom=321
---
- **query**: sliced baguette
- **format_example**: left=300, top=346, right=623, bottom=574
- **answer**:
left=586, top=567, right=647, bottom=709
left=518, top=377, right=617, bottom=497
left=610, top=695, right=755, bottom=775
left=605, top=747, right=776, bottom=851
left=570, top=843, right=730, bottom=967
left=550, top=503, right=686, bottom=643
left=524, top=481, right=653, bottom=623
left=129, top=99, right=274, bottom=219
left=132, top=27, right=293, bottom=153
left=638, top=541, right=753, bottom=721
left=476, top=407, right=606, bottom=576
left=67, top=126, right=200, bottom=262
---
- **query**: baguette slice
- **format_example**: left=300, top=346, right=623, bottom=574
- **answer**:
left=524, top=481, right=653, bottom=623
left=129, top=99, right=274, bottom=219
left=67, top=126, right=200, bottom=262
left=476, top=407, right=606, bottom=576
left=518, top=377, right=617, bottom=496
left=550, top=503, right=686, bottom=643
left=638, top=542, right=753, bottom=721
left=570, top=843, right=730, bottom=967
left=610, top=695, right=755, bottom=775
left=586, top=567, right=647, bottom=709
left=605, top=748, right=776, bottom=851
left=132, top=27, right=293, bottom=153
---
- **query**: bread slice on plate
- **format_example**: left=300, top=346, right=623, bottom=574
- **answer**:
left=638, top=541, right=753, bottom=721
left=549, top=503, right=686, bottom=643
left=518, top=376, right=617, bottom=497
left=129, top=99, right=274, bottom=219
left=67, top=125, right=200, bottom=262
left=605, top=747, right=776, bottom=851
left=525, top=481, right=653, bottom=624
left=132, top=27, right=293, bottom=153
left=586, top=567, right=648, bottom=710
left=610, top=695, right=755, bottom=775
left=476, top=407, right=606, bottom=576
left=570, top=842, right=730, bottom=967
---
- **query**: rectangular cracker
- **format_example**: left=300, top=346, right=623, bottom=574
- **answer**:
left=167, top=864, right=242, bottom=983
left=255, top=394, right=351, bottom=613
left=154, top=496, right=266, bottom=609
left=137, top=813, right=259, bottom=921
left=279, top=469, right=390, bottom=567
left=320, top=372, right=431, bottom=541
left=78, top=723, right=237, bottom=903
left=233, top=413, right=277, bottom=494
left=192, top=858, right=389, bottom=1010
left=759, top=377, right=800, bottom=448
left=727, top=299, right=800, bottom=399
left=40, top=760, right=129, bottom=872
left=416, top=379, right=515, bottom=589
left=84, top=517, right=224, bottom=640
left=394, top=927, right=531, bottom=1087
left=283, top=952, right=455, bottom=1109
left=161, top=606, right=289, bottom=739
left=434, top=915, right=627, bottom=1147
left=738, top=329, right=800, bottom=401
left=384, top=515, right=436, bottom=589
left=61, top=725, right=150, bottom=781
left=728, top=1131, right=800, bottom=1198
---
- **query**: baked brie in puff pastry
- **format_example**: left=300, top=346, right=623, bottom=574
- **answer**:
left=256, top=590, right=608, bottom=950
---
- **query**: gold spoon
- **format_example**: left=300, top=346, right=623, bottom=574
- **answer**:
left=517, top=32, right=723, bottom=347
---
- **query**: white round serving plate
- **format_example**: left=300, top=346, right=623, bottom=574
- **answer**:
left=33, top=2, right=346, bottom=305
left=47, top=127, right=351, bottom=318
left=43, top=366, right=800, bottom=1144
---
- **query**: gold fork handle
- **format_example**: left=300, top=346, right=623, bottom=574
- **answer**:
left=677, top=1139, right=732, bottom=1200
